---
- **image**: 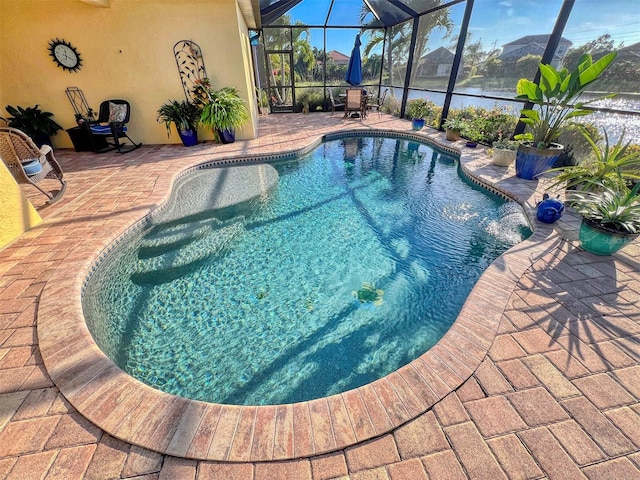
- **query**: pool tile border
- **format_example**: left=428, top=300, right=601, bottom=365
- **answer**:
left=37, top=126, right=560, bottom=462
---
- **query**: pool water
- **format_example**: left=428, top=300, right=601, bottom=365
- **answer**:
left=83, top=135, right=531, bottom=405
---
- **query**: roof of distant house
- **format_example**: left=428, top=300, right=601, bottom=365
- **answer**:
left=420, top=46, right=454, bottom=63
left=620, top=41, right=640, bottom=53
left=503, top=34, right=572, bottom=47
left=327, top=50, right=350, bottom=63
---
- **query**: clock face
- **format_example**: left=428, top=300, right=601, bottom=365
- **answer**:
left=48, top=39, right=82, bottom=72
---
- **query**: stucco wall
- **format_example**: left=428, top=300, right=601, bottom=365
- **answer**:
left=0, top=162, right=42, bottom=249
left=0, top=0, right=258, bottom=148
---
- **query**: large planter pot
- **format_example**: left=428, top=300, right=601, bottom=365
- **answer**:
left=492, top=148, right=516, bottom=167
left=216, top=128, right=235, bottom=144
left=412, top=118, right=425, bottom=131
left=33, top=133, right=53, bottom=148
left=445, top=129, right=460, bottom=141
left=579, top=218, right=639, bottom=255
left=178, top=129, right=198, bottom=147
left=515, top=143, right=563, bottom=180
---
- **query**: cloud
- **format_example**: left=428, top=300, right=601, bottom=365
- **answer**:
left=499, top=1, right=512, bottom=6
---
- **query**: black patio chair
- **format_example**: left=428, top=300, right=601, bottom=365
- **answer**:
left=89, top=100, right=141, bottom=153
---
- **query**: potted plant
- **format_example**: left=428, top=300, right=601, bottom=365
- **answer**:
left=513, top=52, right=617, bottom=180
left=545, top=127, right=640, bottom=191
left=156, top=99, right=201, bottom=147
left=442, top=117, right=465, bottom=141
left=491, top=132, right=519, bottom=166
left=1, top=104, right=63, bottom=147
left=406, top=98, right=435, bottom=131
left=192, top=79, right=250, bottom=144
left=461, top=119, right=484, bottom=148
left=567, top=182, right=640, bottom=255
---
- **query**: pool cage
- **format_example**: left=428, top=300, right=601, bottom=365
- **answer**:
left=251, top=0, right=639, bottom=134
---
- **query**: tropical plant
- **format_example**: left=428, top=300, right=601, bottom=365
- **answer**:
left=546, top=127, right=640, bottom=191
left=192, top=79, right=250, bottom=134
left=156, top=99, right=200, bottom=136
left=1, top=104, right=63, bottom=141
left=406, top=98, right=436, bottom=120
left=568, top=182, right=640, bottom=234
left=514, top=52, right=618, bottom=148
left=461, top=119, right=483, bottom=144
left=262, top=16, right=313, bottom=102
left=360, top=2, right=454, bottom=87
left=442, top=117, right=466, bottom=132
left=492, top=131, right=519, bottom=150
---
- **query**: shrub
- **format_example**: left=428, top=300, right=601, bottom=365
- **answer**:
left=295, top=88, right=324, bottom=113
left=446, top=105, right=518, bottom=145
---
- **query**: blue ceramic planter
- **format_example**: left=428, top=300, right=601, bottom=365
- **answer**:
left=515, top=143, right=563, bottom=180
left=178, top=129, right=198, bottom=147
left=579, top=219, right=638, bottom=255
left=412, top=119, right=425, bottom=131
left=217, top=128, right=236, bottom=144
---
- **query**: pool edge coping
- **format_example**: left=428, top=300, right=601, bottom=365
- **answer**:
left=37, top=127, right=560, bottom=462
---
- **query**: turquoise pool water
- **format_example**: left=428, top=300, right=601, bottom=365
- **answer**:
left=83, top=135, right=531, bottom=405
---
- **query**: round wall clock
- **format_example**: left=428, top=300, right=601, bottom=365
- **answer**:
left=48, top=38, right=82, bottom=72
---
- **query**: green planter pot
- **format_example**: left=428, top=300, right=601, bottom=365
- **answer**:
left=579, top=219, right=638, bottom=255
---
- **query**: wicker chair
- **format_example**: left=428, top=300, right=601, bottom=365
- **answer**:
left=0, top=127, right=66, bottom=204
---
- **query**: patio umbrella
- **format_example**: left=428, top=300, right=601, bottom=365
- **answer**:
left=345, top=34, right=363, bottom=86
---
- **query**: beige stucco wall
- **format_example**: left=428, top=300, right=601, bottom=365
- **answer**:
left=0, top=0, right=258, bottom=148
left=0, top=162, right=42, bottom=249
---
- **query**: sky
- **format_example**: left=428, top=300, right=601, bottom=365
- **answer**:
left=280, top=0, right=640, bottom=56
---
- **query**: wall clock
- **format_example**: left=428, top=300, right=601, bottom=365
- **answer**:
left=48, top=39, right=82, bottom=72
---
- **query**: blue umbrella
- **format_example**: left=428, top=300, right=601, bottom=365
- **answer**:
left=345, top=34, right=363, bottom=86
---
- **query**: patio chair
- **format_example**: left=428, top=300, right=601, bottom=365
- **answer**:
left=368, top=88, right=388, bottom=117
left=327, top=88, right=344, bottom=116
left=0, top=127, right=66, bottom=204
left=344, top=88, right=366, bottom=118
left=89, top=99, right=141, bottom=153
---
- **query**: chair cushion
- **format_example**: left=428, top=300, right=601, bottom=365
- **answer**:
left=108, top=102, right=127, bottom=123
left=22, top=159, right=43, bottom=176
left=90, top=125, right=127, bottom=135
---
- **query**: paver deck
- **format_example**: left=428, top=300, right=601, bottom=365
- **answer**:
left=1, top=113, right=639, bottom=479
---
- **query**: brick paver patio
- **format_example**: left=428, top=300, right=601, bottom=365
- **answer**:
left=1, top=113, right=639, bottom=479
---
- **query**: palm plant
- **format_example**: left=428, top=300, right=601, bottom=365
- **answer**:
left=514, top=52, right=618, bottom=148
left=1, top=104, right=63, bottom=144
left=359, top=1, right=453, bottom=87
left=156, top=100, right=200, bottom=136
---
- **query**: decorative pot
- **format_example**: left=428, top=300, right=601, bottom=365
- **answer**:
left=515, top=143, right=563, bottom=180
left=536, top=194, right=564, bottom=224
left=465, top=141, right=478, bottom=148
left=178, top=129, right=198, bottom=147
left=216, top=128, right=235, bottom=144
left=412, top=118, right=425, bottom=131
left=445, top=129, right=460, bottom=141
left=579, top=218, right=638, bottom=255
left=492, top=148, right=516, bottom=167
left=33, top=133, right=52, bottom=148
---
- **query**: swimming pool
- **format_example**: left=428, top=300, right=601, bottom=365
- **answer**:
left=83, top=134, right=531, bottom=405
